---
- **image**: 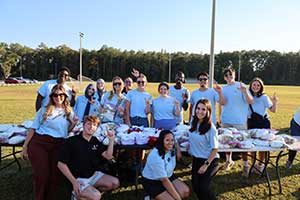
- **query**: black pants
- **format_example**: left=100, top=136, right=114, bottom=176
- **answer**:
left=288, top=119, right=300, bottom=162
left=192, top=157, right=219, bottom=200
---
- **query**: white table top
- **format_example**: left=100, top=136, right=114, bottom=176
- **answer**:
left=218, top=136, right=300, bottom=153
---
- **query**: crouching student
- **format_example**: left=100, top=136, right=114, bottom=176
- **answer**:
left=142, top=130, right=190, bottom=200
left=57, top=115, right=119, bottom=200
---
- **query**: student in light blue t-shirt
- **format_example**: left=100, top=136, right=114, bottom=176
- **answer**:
left=189, top=72, right=225, bottom=125
left=152, top=82, right=180, bottom=130
left=220, top=68, right=253, bottom=171
left=21, top=84, right=78, bottom=200
left=189, top=99, right=219, bottom=200
left=142, top=130, right=190, bottom=199
left=243, top=77, right=278, bottom=176
left=169, top=71, right=190, bottom=125
left=100, top=76, right=126, bottom=124
left=74, top=84, right=100, bottom=122
left=125, top=74, right=151, bottom=127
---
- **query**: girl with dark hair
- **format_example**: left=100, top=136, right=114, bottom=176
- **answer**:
left=21, top=84, right=78, bottom=200
left=74, top=83, right=99, bottom=122
left=189, top=99, right=219, bottom=200
left=242, top=77, right=278, bottom=176
left=151, top=82, right=180, bottom=130
left=142, top=130, right=190, bottom=200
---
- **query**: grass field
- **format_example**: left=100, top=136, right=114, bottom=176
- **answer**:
left=0, top=82, right=300, bottom=200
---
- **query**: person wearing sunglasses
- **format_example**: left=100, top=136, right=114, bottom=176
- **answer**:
left=125, top=74, right=152, bottom=127
left=74, top=84, right=99, bottom=122
left=100, top=76, right=126, bottom=123
left=21, top=84, right=78, bottom=200
left=220, top=67, right=253, bottom=171
left=169, top=71, right=190, bottom=125
left=189, top=72, right=225, bottom=126
left=122, top=77, right=134, bottom=96
left=35, top=67, right=76, bottom=111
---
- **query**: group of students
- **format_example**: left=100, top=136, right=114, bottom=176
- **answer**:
left=20, top=66, right=300, bottom=200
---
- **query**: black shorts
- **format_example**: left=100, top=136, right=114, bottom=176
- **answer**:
left=141, top=174, right=176, bottom=198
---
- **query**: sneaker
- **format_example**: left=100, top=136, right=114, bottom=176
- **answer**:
left=242, top=165, right=249, bottom=177
left=286, top=160, right=293, bottom=169
left=221, top=161, right=235, bottom=171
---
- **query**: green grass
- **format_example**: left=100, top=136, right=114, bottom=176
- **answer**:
left=0, top=83, right=300, bottom=200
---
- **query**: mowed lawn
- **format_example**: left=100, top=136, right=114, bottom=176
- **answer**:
left=0, top=83, right=300, bottom=200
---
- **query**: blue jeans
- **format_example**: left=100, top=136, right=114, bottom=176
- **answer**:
left=288, top=118, right=300, bottom=162
left=130, top=116, right=149, bottom=127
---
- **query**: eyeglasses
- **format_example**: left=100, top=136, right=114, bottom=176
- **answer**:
left=137, top=80, right=145, bottom=85
left=88, top=88, right=95, bottom=91
left=113, top=82, right=122, bottom=86
left=52, top=93, right=65, bottom=98
left=225, top=73, right=233, bottom=77
left=198, top=78, right=208, bottom=81
left=62, top=73, right=69, bottom=77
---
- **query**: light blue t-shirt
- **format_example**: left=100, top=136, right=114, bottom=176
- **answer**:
left=221, top=82, right=251, bottom=125
left=73, top=95, right=100, bottom=122
left=38, top=80, right=73, bottom=107
left=190, top=88, right=219, bottom=125
left=293, top=108, right=300, bottom=125
left=249, top=95, right=272, bottom=117
left=31, top=107, right=74, bottom=138
left=126, top=89, right=152, bottom=118
left=152, top=96, right=177, bottom=120
left=142, top=148, right=176, bottom=180
left=100, top=92, right=126, bottom=123
left=189, top=123, right=219, bottom=159
left=169, top=86, right=190, bottom=124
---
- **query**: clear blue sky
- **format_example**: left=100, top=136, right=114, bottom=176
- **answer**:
left=1, top=0, right=299, bottom=53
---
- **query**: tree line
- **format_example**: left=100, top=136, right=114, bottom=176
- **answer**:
left=1, top=42, right=300, bottom=85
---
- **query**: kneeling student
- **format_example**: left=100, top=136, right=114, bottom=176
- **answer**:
left=142, top=130, right=190, bottom=200
left=58, top=115, right=119, bottom=200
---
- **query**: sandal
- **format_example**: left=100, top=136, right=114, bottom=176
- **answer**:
left=221, top=161, right=235, bottom=171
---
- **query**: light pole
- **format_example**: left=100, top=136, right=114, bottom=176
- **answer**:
left=208, top=0, right=216, bottom=88
left=79, top=32, right=84, bottom=85
left=168, top=53, right=172, bottom=83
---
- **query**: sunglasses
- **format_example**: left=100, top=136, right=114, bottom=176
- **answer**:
left=225, top=73, right=233, bottom=77
left=113, top=82, right=122, bottom=86
left=198, top=78, right=208, bottom=81
left=62, top=73, right=69, bottom=77
left=137, top=80, right=145, bottom=85
left=52, top=93, right=65, bottom=98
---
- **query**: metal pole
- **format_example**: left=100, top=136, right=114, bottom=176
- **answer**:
left=168, top=53, right=171, bottom=83
left=238, top=53, right=241, bottom=81
left=208, top=0, right=216, bottom=88
left=79, top=32, right=84, bottom=85
left=19, top=58, right=22, bottom=78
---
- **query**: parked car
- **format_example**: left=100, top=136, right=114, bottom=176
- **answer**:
left=23, top=78, right=38, bottom=84
left=15, top=77, right=27, bottom=83
left=4, top=77, right=22, bottom=84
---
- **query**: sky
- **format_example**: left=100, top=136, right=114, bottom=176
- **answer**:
left=1, top=0, right=300, bottom=54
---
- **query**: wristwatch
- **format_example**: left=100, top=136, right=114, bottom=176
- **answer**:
left=204, top=160, right=210, bottom=166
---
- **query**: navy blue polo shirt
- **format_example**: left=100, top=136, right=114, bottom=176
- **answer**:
left=59, top=133, right=107, bottom=179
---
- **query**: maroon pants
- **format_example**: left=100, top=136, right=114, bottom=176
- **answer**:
left=28, top=134, right=64, bottom=200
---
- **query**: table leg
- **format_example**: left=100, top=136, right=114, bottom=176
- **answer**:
left=12, top=146, right=22, bottom=171
left=275, top=151, right=284, bottom=194
left=248, top=152, right=256, bottom=178
left=264, top=151, right=272, bottom=195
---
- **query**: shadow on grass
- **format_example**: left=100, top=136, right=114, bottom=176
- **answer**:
left=1, top=152, right=299, bottom=200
